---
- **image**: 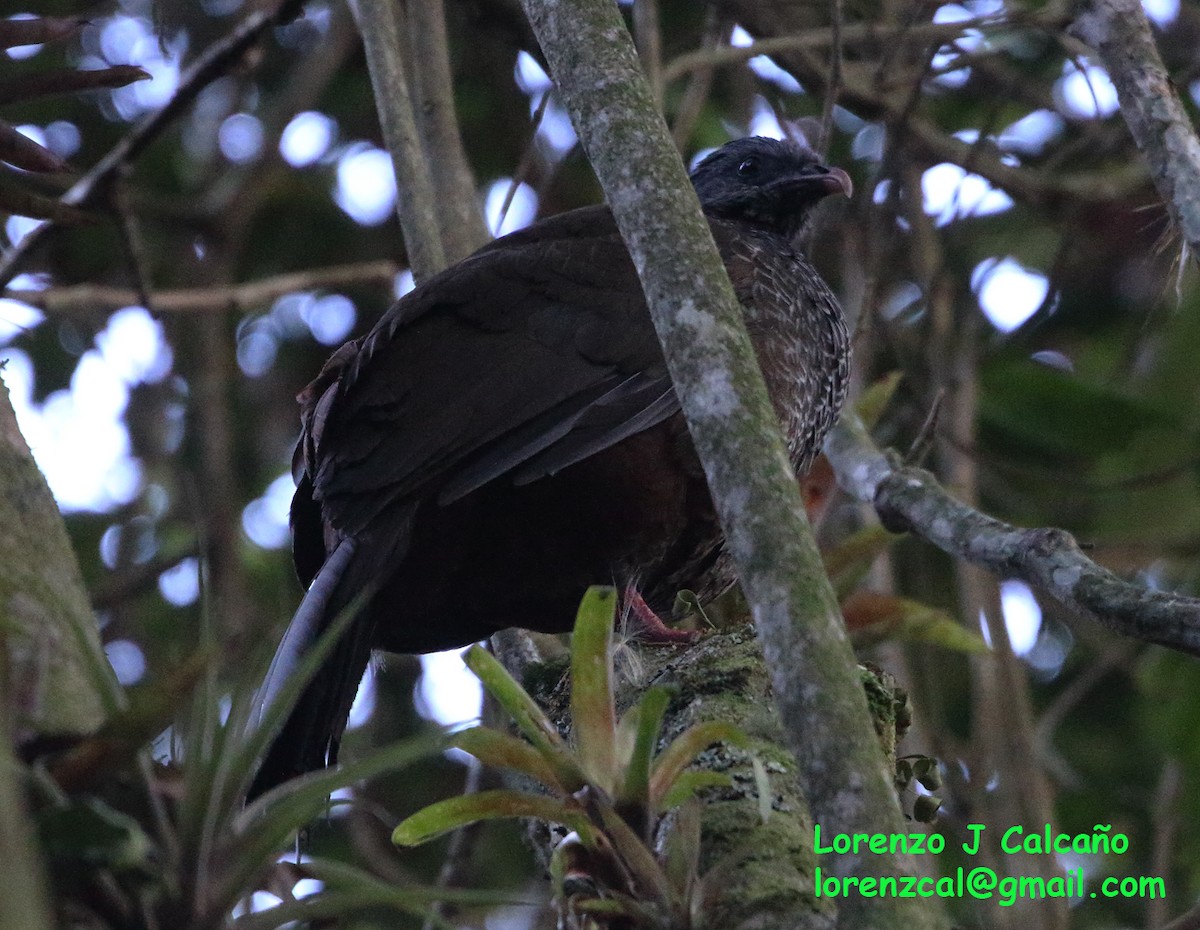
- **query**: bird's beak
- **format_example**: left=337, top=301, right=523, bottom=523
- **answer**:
left=819, top=166, right=853, bottom=199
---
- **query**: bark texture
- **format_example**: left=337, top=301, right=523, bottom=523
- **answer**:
left=0, top=376, right=121, bottom=738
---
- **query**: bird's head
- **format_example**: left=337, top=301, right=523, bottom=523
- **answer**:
left=689, top=136, right=852, bottom=241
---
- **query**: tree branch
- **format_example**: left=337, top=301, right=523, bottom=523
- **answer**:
left=660, top=21, right=986, bottom=85
left=825, top=410, right=1200, bottom=656
left=405, top=0, right=490, bottom=262
left=0, top=0, right=307, bottom=291
left=1071, top=0, right=1200, bottom=260
left=0, top=376, right=124, bottom=737
left=352, top=0, right=447, bottom=281
left=516, top=1, right=946, bottom=927
left=3, top=261, right=400, bottom=319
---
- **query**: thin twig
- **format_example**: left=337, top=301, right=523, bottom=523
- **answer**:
left=905, top=387, right=943, bottom=466
left=112, top=169, right=156, bottom=315
left=0, top=0, right=307, bottom=291
left=1147, top=760, right=1181, bottom=930
left=1034, top=639, right=1138, bottom=749
left=91, top=544, right=201, bottom=611
left=661, top=20, right=1002, bottom=85
left=497, top=90, right=551, bottom=234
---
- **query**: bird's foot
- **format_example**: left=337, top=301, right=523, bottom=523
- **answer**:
left=622, top=586, right=700, bottom=645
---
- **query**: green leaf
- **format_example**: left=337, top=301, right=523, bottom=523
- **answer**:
left=649, top=721, right=747, bottom=810
left=855, top=371, right=903, bottom=428
left=661, top=797, right=701, bottom=898
left=234, top=890, right=460, bottom=930
left=570, top=586, right=619, bottom=792
left=304, top=856, right=532, bottom=906
left=37, top=798, right=154, bottom=872
left=450, top=726, right=565, bottom=792
left=464, top=646, right=587, bottom=792
left=579, top=788, right=674, bottom=907
left=393, top=789, right=590, bottom=846
left=821, top=525, right=901, bottom=600
left=750, top=755, right=773, bottom=825
left=981, top=360, right=1176, bottom=460
left=615, top=686, right=670, bottom=812
left=843, top=592, right=988, bottom=652
left=220, top=734, right=440, bottom=909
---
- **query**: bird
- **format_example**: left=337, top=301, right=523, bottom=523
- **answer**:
left=249, top=136, right=852, bottom=797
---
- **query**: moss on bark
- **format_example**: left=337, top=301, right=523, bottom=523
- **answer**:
left=525, top=627, right=914, bottom=929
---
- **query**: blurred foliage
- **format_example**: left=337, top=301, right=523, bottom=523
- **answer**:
left=1, top=0, right=1199, bottom=927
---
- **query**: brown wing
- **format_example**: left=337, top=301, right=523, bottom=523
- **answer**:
left=296, top=206, right=679, bottom=544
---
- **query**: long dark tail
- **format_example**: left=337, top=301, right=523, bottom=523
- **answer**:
left=248, top=538, right=376, bottom=800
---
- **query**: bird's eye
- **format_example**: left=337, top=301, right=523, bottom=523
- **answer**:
left=737, top=157, right=759, bottom=177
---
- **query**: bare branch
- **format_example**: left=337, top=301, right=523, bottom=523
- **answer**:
left=632, top=0, right=664, bottom=105
left=660, top=22, right=980, bottom=85
left=1072, top=0, right=1200, bottom=260
left=352, top=0, right=447, bottom=280
left=405, top=0, right=489, bottom=261
left=670, top=9, right=727, bottom=150
left=825, top=410, right=1200, bottom=656
left=2, top=261, right=400, bottom=319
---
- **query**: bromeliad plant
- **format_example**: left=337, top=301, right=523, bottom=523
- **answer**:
left=393, top=586, right=753, bottom=928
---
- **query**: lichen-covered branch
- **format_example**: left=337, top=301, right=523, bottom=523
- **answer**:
left=825, top=411, right=1200, bottom=656
left=1071, top=0, right=1200, bottom=261
left=515, top=2, right=946, bottom=927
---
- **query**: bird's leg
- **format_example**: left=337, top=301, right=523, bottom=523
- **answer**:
left=621, top=585, right=700, bottom=645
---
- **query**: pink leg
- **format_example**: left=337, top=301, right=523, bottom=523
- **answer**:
left=622, top=585, right=700, bottom=645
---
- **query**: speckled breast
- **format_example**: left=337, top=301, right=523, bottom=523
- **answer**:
left=642, top=227, right=850, bottom=613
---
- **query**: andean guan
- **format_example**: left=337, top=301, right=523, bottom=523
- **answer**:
left=249, top=136, right=852, bottom=798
